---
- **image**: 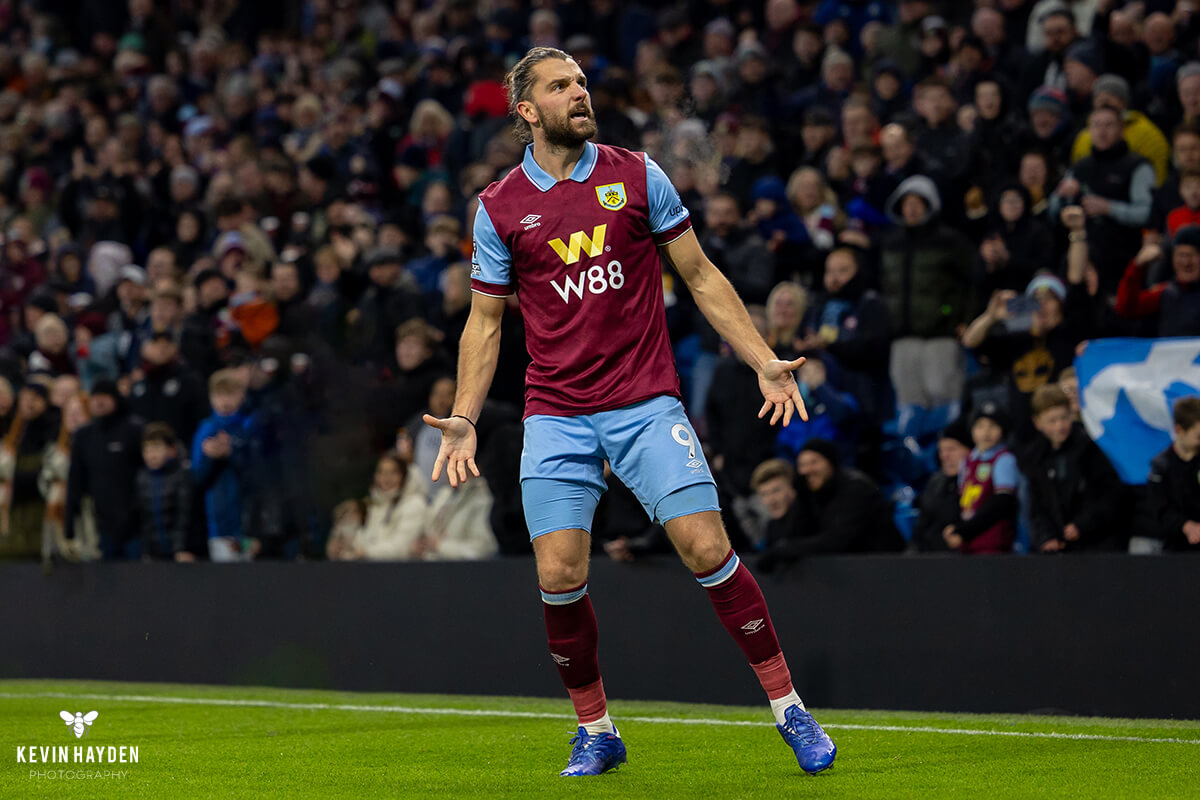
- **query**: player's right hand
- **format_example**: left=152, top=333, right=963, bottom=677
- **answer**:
left=422, top=414, right=479, bottom=488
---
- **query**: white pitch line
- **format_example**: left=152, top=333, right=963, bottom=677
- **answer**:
left=1, top=691, right=1197, bottom=746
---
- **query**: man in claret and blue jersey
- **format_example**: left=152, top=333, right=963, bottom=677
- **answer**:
left=423, top=47, right=836, bottom=778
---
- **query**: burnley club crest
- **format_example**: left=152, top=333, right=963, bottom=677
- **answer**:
left=596, top=182, right=626, bottom=211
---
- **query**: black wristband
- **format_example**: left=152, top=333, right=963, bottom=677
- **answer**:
left=452, top=414, right=476, bottom=429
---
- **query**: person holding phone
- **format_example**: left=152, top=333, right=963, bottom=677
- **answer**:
left=960, top=210, right=1096, bottom=444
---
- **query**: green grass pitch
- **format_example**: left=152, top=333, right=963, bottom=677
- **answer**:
left=0, top=680, right=1197, bottom=799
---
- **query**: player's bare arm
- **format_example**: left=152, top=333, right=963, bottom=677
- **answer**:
left=661, top=229, right=809, bottom=426
left=422, top=292, right=505, bottom=487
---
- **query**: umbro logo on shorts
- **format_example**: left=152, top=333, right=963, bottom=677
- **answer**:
left=741, top=619, right=766, bottom=635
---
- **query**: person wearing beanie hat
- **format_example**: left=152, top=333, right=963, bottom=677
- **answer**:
left=1178, top=62, right=1200, bottom=123
left=1115, top=224, right=1200, bottom=337
left=65, top=373, right=144, bottom=560
left=1069, top=74, right=1170, bottom=185
left=757, top=438, right=904, bottom=572
left=914, top=418, right=975, bottom=551
left=941, top=401, right=1019, bottom=554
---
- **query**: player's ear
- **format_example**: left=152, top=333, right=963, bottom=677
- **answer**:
left=516, top=99, right=539, bottom=127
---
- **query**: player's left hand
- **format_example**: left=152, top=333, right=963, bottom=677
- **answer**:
left=423, top=414, right=479, bottom=487
left=757, top=357, right=809, bottom=426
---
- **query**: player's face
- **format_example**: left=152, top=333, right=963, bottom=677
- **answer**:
left=527, top=59, right=596, bottom=148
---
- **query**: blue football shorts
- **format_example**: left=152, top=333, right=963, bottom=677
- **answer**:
left=520, top=395, right=719, bottom=540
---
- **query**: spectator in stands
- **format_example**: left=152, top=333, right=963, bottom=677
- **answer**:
left=913, top=76, right=969, bottom=193
left=423, top=478, right=500, bottom=560
left=881, top=174, right=973, bottom=414
left=66, top=380, right=143, bottom=560
left=942, top=402, right=1019, bottom=554
left=774, top=352, right=860, bottom=466
left=1115, top=225, right=1200, bottom=338
left=192, top=369, right=259, bottom=563
left=1164, top=170, right=1200, bottom=236
left=962, top=206, right=1096, bottom=438
left=975, top=182, right=1055, bottom=304
left=1150, top=121, right=1200, bottom=235
left=1022, top=384, right=1126, bottom=553
left=1023, top=9, right=1076, bottom=96
left=798, top=248, right=891, bottom=422
left=129, top=333, right=209, bottom=446
left=756, top=438, right=904, bottom=572
left=1147, top=396, right=1200, bottom=552
left=764, top=282, right=807, bottom=359
left=341, top=453, right=431, bottom=560
left=136, top=423, right=194, bottom=562
left=1071, top=74, right=1169, bottom=185
left=749, top=457, right=800, bottom=552
left=1051, top=105, right=1154, bottom=290
left=0, top=383, right=58, bottom=559
left=1024, top=87, right=1075, bottom=173
left=913, top=420, right=973, bottom=552
left=28, top=315, right=75, bottom=377
left=40, top=392, right=99, bottom=562
left=347, top=246, right=423, bottom=366
left=787, top=167, right=840, bottom=254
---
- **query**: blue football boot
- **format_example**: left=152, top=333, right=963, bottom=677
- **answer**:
left=777, top=705, right=836, bottom=774
left=559, top=726, right=627, bottom=777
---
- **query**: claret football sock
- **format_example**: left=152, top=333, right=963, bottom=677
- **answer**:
left=542, top=582, right=611, bottom=729
left=696, top=550, right=805, bottom=718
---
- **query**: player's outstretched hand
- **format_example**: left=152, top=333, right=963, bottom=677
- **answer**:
left=422, top=414, right=479, bottom=488
left=757, top=356, right=809, bottom=426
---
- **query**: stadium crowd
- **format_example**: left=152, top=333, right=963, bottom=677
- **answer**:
left=0, top=0, right=1198, bottom=565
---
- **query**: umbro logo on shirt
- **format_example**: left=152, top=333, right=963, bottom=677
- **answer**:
left=520, top=214, right=542, bottom=229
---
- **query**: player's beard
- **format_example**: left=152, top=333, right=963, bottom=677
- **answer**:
left=536, top=101, right=597, bottom=149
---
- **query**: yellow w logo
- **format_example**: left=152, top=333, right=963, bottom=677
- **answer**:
left=548, top=224, right=606, bottom=265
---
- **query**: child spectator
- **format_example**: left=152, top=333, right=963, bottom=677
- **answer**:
left=0, top=383, right=59, bottom=558
left=326, top=499, right=365, bottom=560
left=136, top=423, right=195, bottom=562
left=343, top=453, right=431, bottom=560
left=913, top=420, right=973, bottom=552
left=192, top=369, right=259, bottom=562
left=750, top=458, right=800, bottom=557
left=1146, top=396, right=1200, bottom=551
left=1165, top=169, right=1200, bottom=236
left=943, top=402, right=1019, bottom=554
left=1022, top=385, right=1127, bottom=553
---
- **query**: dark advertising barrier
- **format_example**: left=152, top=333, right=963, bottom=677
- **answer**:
left=1, top=555, right=1197, bottom=719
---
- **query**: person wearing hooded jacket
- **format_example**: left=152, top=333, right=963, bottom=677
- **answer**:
left=756, top=438, right=904, bottom=572
left=974, top=181, right=1056, bottom=306
left=65, top=379, right=144, bottom=559
left=880, top=174, right=973, bottom=412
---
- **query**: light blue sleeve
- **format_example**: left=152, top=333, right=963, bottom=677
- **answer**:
left=471, top=200, right=513, bottom=292
left=993, top=452, right=1019, bottom=492
left=644, top=154, right=690, bottom=235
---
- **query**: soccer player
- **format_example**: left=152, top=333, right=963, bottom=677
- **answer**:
left=423, top=47, right=836, bottom=777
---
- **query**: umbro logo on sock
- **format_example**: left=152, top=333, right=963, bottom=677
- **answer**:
left=551, top=653, right=571, bottom=665
left=741, top=619, right=766, bottom=634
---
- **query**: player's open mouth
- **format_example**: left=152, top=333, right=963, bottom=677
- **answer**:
left=570, top=109, right=591, bottom=121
